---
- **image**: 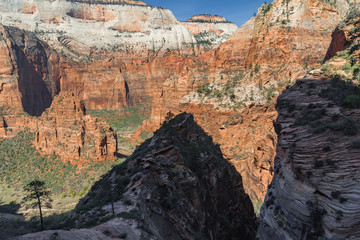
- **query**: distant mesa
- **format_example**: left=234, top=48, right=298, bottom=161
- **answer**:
left=186, top=14, right=231, bottom=23
left=65, top=0, right=147, bottom=5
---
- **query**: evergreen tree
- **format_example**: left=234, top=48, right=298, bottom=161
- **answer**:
left=22, top=180, right=52, bottom=230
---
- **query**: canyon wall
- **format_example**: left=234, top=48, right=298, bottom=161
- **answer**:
left=258, top=77, right=360, bottom=239
left=139, top=0, right=360, bottom=205
left=182, top=14, right=238, bottom=47
left=0, top=0, right=199, bottom=110
left=258, top=11, right=360, bottom=239
left=17, top=113, right=257, bottom=239
left=1, top=0, right=359, bottom=207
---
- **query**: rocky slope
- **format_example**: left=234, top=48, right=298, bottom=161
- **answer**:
left=217, top=0, right=359, bottom=77
left=16, top=113, right=257, bottom=240
left=1, top=0, right=359, bottom=212
left=258, top=10, right=360, bottom=239
left=35, top=91, right=117, bottom=164
left=182, top=14, right=238, bottom=47
left=258, top=77, right=360, bottom=239
left=138, top=0, right=360, bottom=206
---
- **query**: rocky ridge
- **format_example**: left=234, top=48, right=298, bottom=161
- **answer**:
left=258, top=77, right=360, bottom=239
left=258, top=9, right=360, bottom=239
left=16, top=113, right=257, bottom=240
left=138, top=0, right=360, bottom=205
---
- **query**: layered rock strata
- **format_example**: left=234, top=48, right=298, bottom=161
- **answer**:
left=35, top=92, right=117, bottom=164
left=182, top=14, right=238, bottom=47
left=139, top=0, right=360, bottom=205
left=0, top=0, right=198, bottom=110
left=258, top=77, right=360, bottom=239
left=0, top=25, right=56, bottom=117
left=17, top=113, right=257, bottom=239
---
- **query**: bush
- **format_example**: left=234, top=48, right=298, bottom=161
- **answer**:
left=344, top=94, right=360, bottom=107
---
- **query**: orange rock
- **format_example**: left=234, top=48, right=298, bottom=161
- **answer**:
left=20, top=3, right=36, bottom=14
left=35, top=92, right=117, bottom=164
left=138, top=0, right=358, bottom=204
left=67, top=4, right=116, bottom=22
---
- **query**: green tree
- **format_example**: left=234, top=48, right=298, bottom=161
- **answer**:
left=22, top=180, right=52, bottom=230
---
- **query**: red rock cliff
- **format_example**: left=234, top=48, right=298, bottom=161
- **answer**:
left=35, top=92, right=117, bottom=164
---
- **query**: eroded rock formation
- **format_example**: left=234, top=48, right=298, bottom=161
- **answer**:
left=0, top=25, right=56, bottom=117
left=139, top=0, right=359, bottom=205
left=35, top=92, right=117, bottom=164
left=182, top=14, right=238, bottom=47
left=17, top=113, right=257, bottom=240
left=258, top=77, right=360, bottom=239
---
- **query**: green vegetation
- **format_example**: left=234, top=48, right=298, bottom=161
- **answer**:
left=343, top=6, right=360, bottom=25
left=261, top=2, right=273, bottom=15
left=88, top=103, right=152, bottom=153
left=87, top=103, right=150, bottom=134
left=255, top=198, right=263, bottom=215
left=117, top=210, right=141, bottom=220
left=318, top=77, right=360, bottom=108
left=196, top=73, right=244, bottom=100
left=0, top=130, right=124, bottom=195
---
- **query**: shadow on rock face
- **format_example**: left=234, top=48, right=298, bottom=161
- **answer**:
left=71, top=112, right=258, bottom=240
left=6, top=26, right=56, bottom=117
left=259, top=76, right=360, bottom=240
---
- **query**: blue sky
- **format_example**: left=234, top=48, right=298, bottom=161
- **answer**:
left=145, top=0, right=269, bottom=27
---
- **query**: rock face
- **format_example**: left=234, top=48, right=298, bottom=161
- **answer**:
left=17, top=113, right=257, bottom=239
left=157, top=104, right=277, bottom=206
left=325, top=12, right=360, bottom=61
left=67, top=0, right=147, bottom=5
left=187, top=15, right=229, bottom=23
left=258, top=77, right=360, bottom=239
left=217, top=0, right=359, bottom=77
left=182, top=15, right=238, bottom=47
left=0, top=0, right=198, bottom=110
left=139, top=0, right=359, bottom=206
left=0, top=24, right=55, bottom=139
left=0, top=25, right=56, bottom=117
left=0, top=0, right=196, bottom=54
left=35, top=92, right=117, bottom=164
left=258, top=11, right=360, bottom=240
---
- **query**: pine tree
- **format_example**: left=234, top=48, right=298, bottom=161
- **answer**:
left=22, top=180, right=52, bottom=230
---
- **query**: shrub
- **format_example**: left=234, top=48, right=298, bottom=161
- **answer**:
left=344, top=94, right=360, bottom=107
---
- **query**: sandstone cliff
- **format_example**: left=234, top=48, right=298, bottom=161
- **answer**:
left=17, top=113, right=257, bottom=240
left=0, top=0, right=199, bottom=110
left=182, top=14, right=238, bottom=48
left=35, top=92, right=117, bottom=164
left=0, top=24, right=56, bottom=139
left=217, top=0, right=359, bottom=79
left=258, top=77, right=360, bottom=239
left=0, top=24, right=56, bottom=117
left=258, top=9, right=360, bottom=239
left=0, top=0, right=197, bottom=54
left=139, top=0, right=360, bottom=206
